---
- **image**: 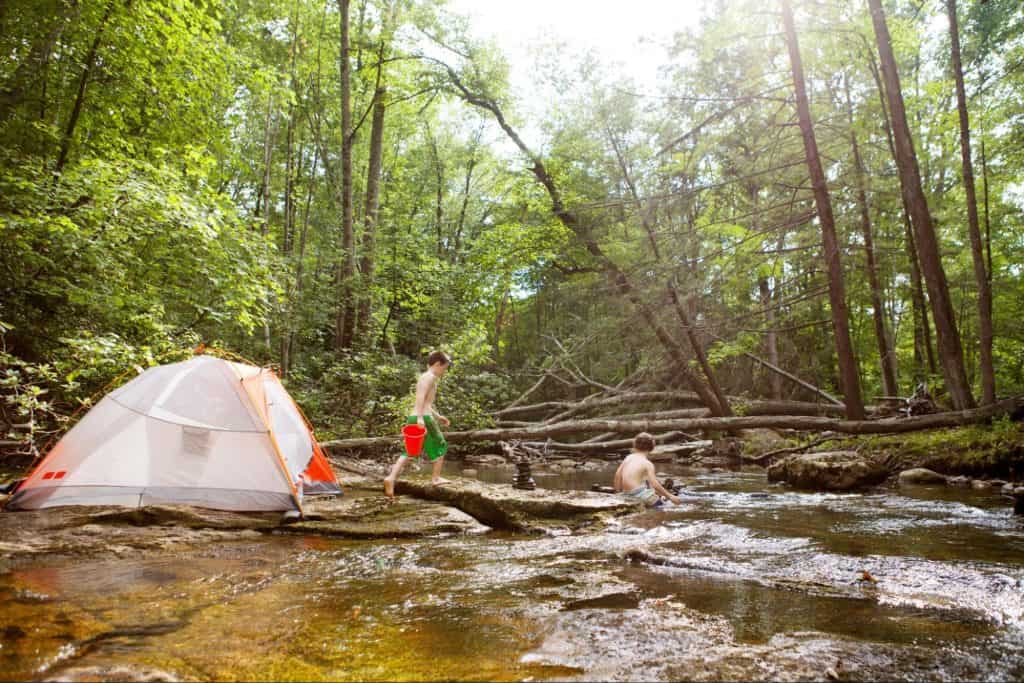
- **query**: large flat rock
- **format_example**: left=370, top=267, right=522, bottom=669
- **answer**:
left=0, top=493, right=488, bottom=565
left=279, top=495, right=490, bottom=538
left=767, top=451, right=889, bottom=492
left=393, top=477, right=639, bottom=532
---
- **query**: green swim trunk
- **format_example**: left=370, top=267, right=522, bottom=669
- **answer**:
left=405, top=415, right=448, bottom=461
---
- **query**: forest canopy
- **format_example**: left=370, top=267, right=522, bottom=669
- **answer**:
left=2, top=0, right=1022, bottom=453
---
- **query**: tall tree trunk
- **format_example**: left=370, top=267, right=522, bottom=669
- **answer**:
left=334, top=0, right=356, bottom=349
left=781, top=0, right=864, bottom=419
left=758, top=277, right=783, bottom=400
left=947, top=0, right=995, bottom=404
left=865, top=50, right=936, bottom=380
left=257, top=96, right=274, bottom=235
left=844, top=81, right=898, bottom=396
left=357, top=85, right=386, bottom=342
left=427, top=125, right=444, bottom=257
left=867, top=0, right=975, bottom=409
left=54, top=0, right=116, bottom=176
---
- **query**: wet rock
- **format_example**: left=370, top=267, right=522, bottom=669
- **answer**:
left=282, top=495, right=490, bottom=538
left=462, top=453, right=508, bottom=467
left=1013, top=487, right=1024, bottom=515
left=462, top=468, right=478, bottom=478
left=86, top=506, right=279, bottom=530
left=767, top=451, right=889, bottom=492
left=45, top=665, right=179, bottom=682
left=988, top=479, right=1008, bottom=488
left=1002, top=482, right=1015, bottom=495
left=971, top=479, right=990, bottom=490
left=897, top=468, right=947, bottom=486
left=393, top=477, right=637, bottom=532
left=947, top=475, right=971, bottom=488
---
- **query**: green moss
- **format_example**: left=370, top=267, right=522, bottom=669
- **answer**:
left=852, top=418, right=1024, bottom=477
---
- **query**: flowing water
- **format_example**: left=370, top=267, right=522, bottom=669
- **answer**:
left=2, top=463, right=1023, bottom=681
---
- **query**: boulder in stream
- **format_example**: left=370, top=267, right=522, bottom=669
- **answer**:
left=767, top=451, right=889, bottom=492
left=393, top=477, right=639, bottom=532
left=897, top=468, right=948, bottom=486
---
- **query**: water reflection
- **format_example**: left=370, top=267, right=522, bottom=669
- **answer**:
left=1, top=462, right=1022, bottom=681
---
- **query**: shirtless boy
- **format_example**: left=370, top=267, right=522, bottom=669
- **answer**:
left=613, top=432, right=682, bottom=506
left=383, top=351, right=451, bottom=498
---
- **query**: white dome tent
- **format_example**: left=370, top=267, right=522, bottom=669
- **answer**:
left=7, top=354, right=341, bottom=512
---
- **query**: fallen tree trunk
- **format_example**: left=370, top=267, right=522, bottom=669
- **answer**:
left=494, top=391, right=704, bottom=417
left=520, top=437, right=712, bottom=456
left=321, top=396, right=1024, bottom=451
left=496, top=392, right=848, bottom=420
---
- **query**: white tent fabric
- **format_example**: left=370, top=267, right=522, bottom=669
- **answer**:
left=8, top=356, right=316, bottom=512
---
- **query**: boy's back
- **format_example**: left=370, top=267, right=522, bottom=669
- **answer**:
left=616, top=452, right=654, bottom=492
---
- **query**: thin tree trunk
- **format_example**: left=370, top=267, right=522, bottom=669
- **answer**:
left=356, top=85, right=386, bottom=344
left=667, top=284, right=732, bottom=415
left=55, top=0, right=116, bottom=176
left=868, top=0, right=975, bottom=409
left=781, top=0, right=864, bottom=419
left=947, top=0, right=995, bottom=404
left=844, top=80, right=898, bottom=396
left=335, top=0, right=356, bottom=349
left=758, top=277, right=784, bottom=399
left=865, top=49, right=936, bottom=379
left=753, top=186, right=783, bottom=400
left=257, top=96, right=274, bottom=235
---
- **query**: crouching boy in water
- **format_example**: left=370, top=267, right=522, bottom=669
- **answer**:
left=384, top=351, right=452, bottom=498
left=613, top=432, right=682, bottom=506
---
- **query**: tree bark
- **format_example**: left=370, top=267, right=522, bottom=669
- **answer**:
left=781, top=0, right=864, bottom=420
left=867, top=0, right=975, bottom=409
left=947, top=0, right=996, bottom=405
left=334, top=0, right=356, bottom=349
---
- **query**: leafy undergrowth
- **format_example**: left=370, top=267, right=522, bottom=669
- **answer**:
left=848, top=418, right=1024, bottom=478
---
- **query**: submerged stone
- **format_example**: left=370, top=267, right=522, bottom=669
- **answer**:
left=897, top=468, right=948, bottom=486
left=767, top=451, right=888, bottom=492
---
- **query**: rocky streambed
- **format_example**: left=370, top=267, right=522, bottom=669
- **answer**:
left=1, top=462, right=1023, bottom=681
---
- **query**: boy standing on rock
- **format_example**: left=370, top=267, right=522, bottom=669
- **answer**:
left=613, top=432, right=681, bottom=506
left=384, top=351, right=452, bottom=499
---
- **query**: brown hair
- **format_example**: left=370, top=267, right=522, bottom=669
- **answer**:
left=633, top=432, right=655, bottom=453
left=427, top=350, right=451, bottom=367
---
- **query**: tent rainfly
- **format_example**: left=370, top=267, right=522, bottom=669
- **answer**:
left=6, top=355, right=341, bottom=512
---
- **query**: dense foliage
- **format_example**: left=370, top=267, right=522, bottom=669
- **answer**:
left=2, top=0, right=1022, bottom=454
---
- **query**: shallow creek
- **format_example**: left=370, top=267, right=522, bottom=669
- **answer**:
left=2, top=463, right=1023, bottom=681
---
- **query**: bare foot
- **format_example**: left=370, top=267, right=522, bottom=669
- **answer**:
left=431, top=477, right=451, bottom=486
left=383, top=477, right=395, bottom=498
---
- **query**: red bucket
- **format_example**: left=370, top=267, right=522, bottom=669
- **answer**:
left=402, top=424, right=427, bottom=457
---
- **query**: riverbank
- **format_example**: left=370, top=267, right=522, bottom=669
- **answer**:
left=744, top=419, right=1024, bottom=481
